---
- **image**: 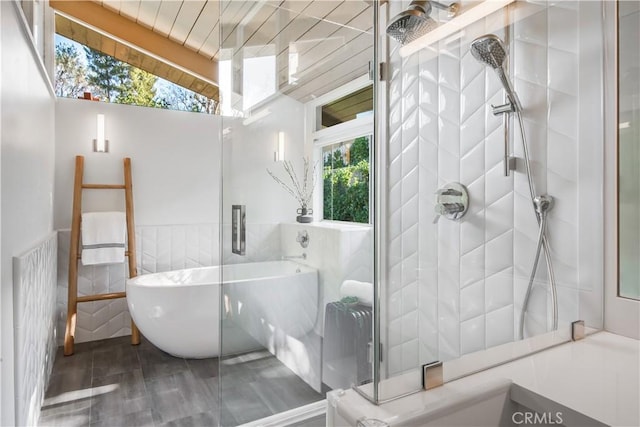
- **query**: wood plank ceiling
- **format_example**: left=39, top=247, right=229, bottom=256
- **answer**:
left=54, top=13, right=220, bottom=99
left=51, top=0, right=373, bottom=107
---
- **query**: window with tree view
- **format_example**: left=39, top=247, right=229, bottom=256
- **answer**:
left=55, top=34, right=217, bottom=114
left=323, top=135, right=370, bottom=223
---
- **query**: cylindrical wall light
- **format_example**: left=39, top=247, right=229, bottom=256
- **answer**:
left=275, top=131, right=285, bottom=161
left=93, top=114, right=109, bottom=153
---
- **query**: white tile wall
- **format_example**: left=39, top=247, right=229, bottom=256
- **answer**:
left=56, top=221, right=326, bottom=345
left=56, top=224, right=222, bottom=344
left=222, top=223, right=282, bottom=265
left=279, top=222, right=373, bottom=336
left=56, top=222, right=294, bottom=344
left=14, top=232, right=58, bottom=427
left=385, top=1, right=604, bottom=375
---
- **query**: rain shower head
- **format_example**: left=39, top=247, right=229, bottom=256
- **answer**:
left=470, top=34, right=522, bottom=112
left=386, top=1, right=459, bottom=46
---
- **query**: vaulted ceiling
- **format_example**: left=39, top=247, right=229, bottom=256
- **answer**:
left=50, top=1, right=373, bottom=106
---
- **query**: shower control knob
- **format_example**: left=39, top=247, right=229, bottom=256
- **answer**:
left=296, top=230, right=310, bottom=248
left=434, top=202, right=465, bottom=220
left=433, top=182, right=469, bottom=223
left=435, top=202, right=465, bottom=215
left=436, top=188, right=462, bottom=197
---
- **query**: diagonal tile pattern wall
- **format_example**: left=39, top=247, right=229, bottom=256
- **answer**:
left=56, top=224, right=220, bottom=344
left=14, top=232, right=58, bottom=427
left=385, top=1, right=604, bottom=375
left=56, top=221, right=369, bottom=345
left=279, top=222, right=373, bottom=336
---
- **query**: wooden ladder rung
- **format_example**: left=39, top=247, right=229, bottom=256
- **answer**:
left=77, top=292, right=126, bottom=303
left=64, top=155, right=140, bottom=356
left=77, top=251, right=132, bottom=259
left=82, top=184, right=126, bottom=189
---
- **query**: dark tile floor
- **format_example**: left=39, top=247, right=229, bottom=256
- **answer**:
left=40, top=336, right=324, bottom=427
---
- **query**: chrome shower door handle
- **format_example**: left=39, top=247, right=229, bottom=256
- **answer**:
left=232, top=205, right=246, bottom=255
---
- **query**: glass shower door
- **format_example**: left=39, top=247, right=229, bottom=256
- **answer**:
left=377, top=0, right=606, bottom=401
left=217, top=1, right=376, bottom=424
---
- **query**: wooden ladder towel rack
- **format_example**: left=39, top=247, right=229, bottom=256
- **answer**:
left=64, top=155, right=140, bottom=356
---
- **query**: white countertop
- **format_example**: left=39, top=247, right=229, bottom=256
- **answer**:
left=333, top=332, right=640, bottom=426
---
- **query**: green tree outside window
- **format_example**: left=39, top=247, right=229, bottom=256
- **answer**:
left=323, top=136, right=370, bottom=223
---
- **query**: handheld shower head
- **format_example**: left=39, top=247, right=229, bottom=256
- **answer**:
left=386, top=1, right=459, bottom=45
left=470, top=34, right=522, bottom=112
left=470, top=34, right=507, bottom=69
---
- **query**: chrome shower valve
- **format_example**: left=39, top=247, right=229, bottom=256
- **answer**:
left=433, top=182, right=469, bottom=223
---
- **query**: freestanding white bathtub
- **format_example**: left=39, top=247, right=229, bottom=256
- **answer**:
left=126, top=260, right=318, bottom=358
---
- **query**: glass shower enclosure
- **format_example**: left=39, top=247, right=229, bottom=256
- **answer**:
left=374, top=0, right=605, bottom=401
left=217, top=1, right=376, bottom=423
left=215, top=0, right=607, bottom=418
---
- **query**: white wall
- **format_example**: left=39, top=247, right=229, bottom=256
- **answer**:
left=55, top=98, right=221, bottom=229
left=384, top=1, right=605, bottom=375
left=222, top=95, right=305, bottom=264
left=1, top=2, right=56, bottom=424
left=280, top=222, right=373, bottom=337
left=53, top=86, right=303, bottom=345
left=55, top=99, right=222, bottom=343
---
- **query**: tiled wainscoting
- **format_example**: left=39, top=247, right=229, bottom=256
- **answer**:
left=14, top=232, right=58, bottom=427
left=222, top=223, right=282, bottom=265
left=280, top=222, right=373, bottom=336
left=54, top=220, right=370, bottom=396
left=56, top=221, right=370, bottom=347
left=385, top=1, right=604, bottom=375
left=56, top=224, right=220, bottom=344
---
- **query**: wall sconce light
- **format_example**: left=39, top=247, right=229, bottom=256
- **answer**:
left=93, top=114, right=109, bottom=153
left=274, top=131, right=285, bottom=161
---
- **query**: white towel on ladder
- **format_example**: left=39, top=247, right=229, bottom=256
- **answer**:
left=81, top=212, right=126, bottom=265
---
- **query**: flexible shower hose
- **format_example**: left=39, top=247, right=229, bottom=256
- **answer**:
left=515, top=111, right=559, bottom=339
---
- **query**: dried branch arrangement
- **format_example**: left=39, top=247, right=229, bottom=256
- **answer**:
left=267, top=158, right=317, bottom=208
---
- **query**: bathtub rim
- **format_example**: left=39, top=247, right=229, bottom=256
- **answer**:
left=126, top=260, right=317, bottom=288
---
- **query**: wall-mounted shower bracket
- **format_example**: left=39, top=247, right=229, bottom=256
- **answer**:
left=430, top=1, right=460, bottom=19
left=491, top=101, right=517, bottom=116
left=433, top=182, right=469, bottom=223
left=500, top=106, right=517, bottom=177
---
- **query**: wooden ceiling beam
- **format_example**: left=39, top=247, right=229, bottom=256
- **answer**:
left=49, top=0, right=218, bottom=86
left=55, top=14, right=219, bottom=100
